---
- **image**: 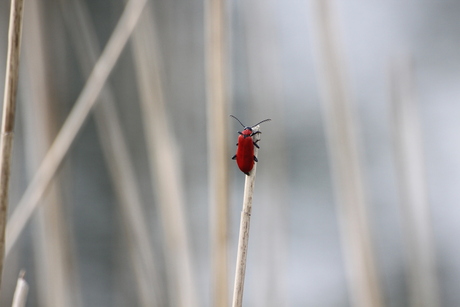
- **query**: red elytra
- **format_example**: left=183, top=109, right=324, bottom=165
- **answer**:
left=230, top=115, right=271, bottom=175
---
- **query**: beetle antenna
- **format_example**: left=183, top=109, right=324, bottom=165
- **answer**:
left=251, top=118, right=271, bottom=127
left=230, top=115, right=246, bottom=128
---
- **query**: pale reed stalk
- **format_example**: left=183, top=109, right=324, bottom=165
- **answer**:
left=309, top=1, right=383, bottom=306
left=389, top=57, right=440, bottom=307
left=232, top=127, right=261, bottom=307
left=11, top=270, right=28, bottom=307
left=0, top=0, right=24, bottom=289
left=59, top=0, right=162, bottom=304
left=130, top=4, right=199, bottom=306
left=5, top=0, right=148, bottom=258
left=205, top=0, right=230, bottom=306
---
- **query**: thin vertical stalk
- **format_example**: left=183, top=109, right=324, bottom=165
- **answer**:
left=21, top=1, right=79, bottom=306
left=59, top=0, right=162, bottom=305
left=309, top=1, right=384, bottom=307
left=205, top=0, right=230, bottom=306
left=390, top=57, right=440, bottom=307
left=0, top=0, right=24, bottom=288
left=231, top=127, right=261, bottom=307
left=130, top=3, right=199, bottom=307
left=5, top=0, right=148, bottom=257
left=11, top=270, right=28, bottom=307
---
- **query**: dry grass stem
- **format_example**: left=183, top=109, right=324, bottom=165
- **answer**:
left=0, top=0, right=24, bottom=289
left=94, top=99, right=161, bottom=307
left=11, top=270, right=28, bottom=307
left=231, top=127, right=261, bottom=307
left=205, top=0, right=230, bottom=306
left=130, top=3, right=198, bottom=307
left=5, top=0, right=148, bottom=257
left=309, top=1, right=383, bottom=307
left=20, top=1, right=80, bottom=305
left=59, top=0, right=162, bottom=304
left=390, top=57, right=440, bottom=307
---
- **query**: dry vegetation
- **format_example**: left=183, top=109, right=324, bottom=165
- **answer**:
left=0, top=0, right=448, bottom=306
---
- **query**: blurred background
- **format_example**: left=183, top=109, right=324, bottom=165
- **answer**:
left=1, top=0, right=460, bottom=306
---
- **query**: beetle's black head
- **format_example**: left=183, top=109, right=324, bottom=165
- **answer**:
left=242, top=127, right=253, bottom=137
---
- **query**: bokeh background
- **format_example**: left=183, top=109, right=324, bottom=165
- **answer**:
left=0, top=0, right=460, bottom=306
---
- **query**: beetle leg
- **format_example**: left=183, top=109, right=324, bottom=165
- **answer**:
left=250, top=131, right=261, bottom=137
left=238, top=131, right=243, bottom=135
left=232, top=155, right=237, bottom=160
left=254, top=156, right=258, bottom=162
left=253, top=142, right=260, bottom=149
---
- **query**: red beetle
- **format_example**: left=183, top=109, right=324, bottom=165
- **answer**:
left=230, top=115, right=271, bottom=175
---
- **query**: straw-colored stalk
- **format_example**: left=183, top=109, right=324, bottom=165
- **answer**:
left=232, top=127, right=262, bottom=307
left=5, top=0, right=147, bottom=257
left=309, top=1, right=383, bottom=307
left=129, top=3, right=198, bottom=307
left=11, top=270, right=28, bottom=307
left=0, top=0, right=24, bottom=289
left=94, top=99, right=162, bottom=307
left=20, top=1, right=79, bottom=306
left=205, top=0, right=230, bottom=306
left=58, top=0, right=162, bottom=304
left=389, top=57, right=440, bottom=307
